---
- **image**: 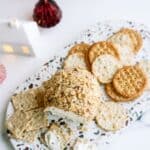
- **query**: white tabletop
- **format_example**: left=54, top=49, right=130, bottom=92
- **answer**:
left=0, top=0, right=150, bottom=149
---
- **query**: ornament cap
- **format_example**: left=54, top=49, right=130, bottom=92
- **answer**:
left=44, top=0, right=48, bottom=3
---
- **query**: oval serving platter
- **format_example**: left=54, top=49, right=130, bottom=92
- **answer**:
left=6, top=20, right=150, bottom=150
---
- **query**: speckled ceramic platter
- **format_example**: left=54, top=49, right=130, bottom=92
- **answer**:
left=6, top=20, right=150, bottom=150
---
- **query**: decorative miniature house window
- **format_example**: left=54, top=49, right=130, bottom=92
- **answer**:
left=0, top=19, right=40, bottom=56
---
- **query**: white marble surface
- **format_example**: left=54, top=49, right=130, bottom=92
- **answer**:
left=0, top=0, right=150, bottom=149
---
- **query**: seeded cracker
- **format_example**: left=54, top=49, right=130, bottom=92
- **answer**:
left=6, top=110, right=30, bottom=137
left=10, top=130, right=38, bottom=143
left=11, top=87, right=45, bottom=111
left=26, top=108, right=48, bottom=131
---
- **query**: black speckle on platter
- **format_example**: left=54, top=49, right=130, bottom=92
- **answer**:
left=67, top=143, right=70, bottom=146
left=80, top=123, right=83, bottom=127
left=79, top=131, right=83, bottom=134
left=49, top=59, right=54, bottom=63
left=125, top=120, right=129, bottom=126
left=60, top=121, right=66, bottom=125
left=17, top=144, right=24, bottom=147
left=28, top=84, right=33, bottom=89
left=44, top=62, right=49, bottom=66
left=101, top=133, right=106, bottom=136
left=36, top=144, right=39, bottom=148
left=87, top=33, right=91, bottom=37
left=51, top=120, right=55, bottom=123
left=93, top=130, right=100, bottom=135
left=58, top=118, right=63, bottom=122
left=79, top=134, right=84, bottom=138
left=24, top=147, right=29, bottom=150
left=36, top=77, right=40, bottom=80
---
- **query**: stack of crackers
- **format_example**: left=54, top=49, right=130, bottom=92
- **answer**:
left=64, top=28, right=148, bottom=103
left=6, top=88, right=48, bottom=143
left=6, top=28, right=150, bottom=145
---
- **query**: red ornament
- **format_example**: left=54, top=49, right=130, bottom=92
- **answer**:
left=33, top=0, right=62, bottom=28
left=0, top=64, right=6, bottom=84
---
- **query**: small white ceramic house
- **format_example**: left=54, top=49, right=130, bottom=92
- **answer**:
left=0, top=19, right=40, bottom=56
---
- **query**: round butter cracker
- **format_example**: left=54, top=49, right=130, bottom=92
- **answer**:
left=64, top=53, right=88, bottom=70
left=96, top=102, right=128, bottom=131
left=113, top=66, right=147, bottom=98
left=88, top=41, right=120, bottom=64
left=92, top=54, right=121, bottom=84
left=68, top=43, right=90, bottom=55
left=105, top=83, right=138, bottom=102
